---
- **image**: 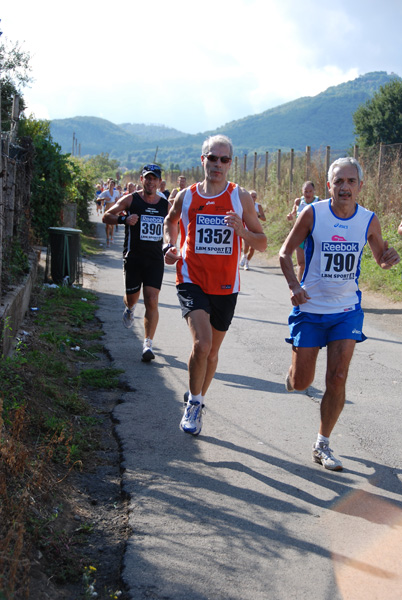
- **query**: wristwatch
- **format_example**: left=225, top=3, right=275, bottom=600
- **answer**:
left=162, top=243, right=174, bottom=255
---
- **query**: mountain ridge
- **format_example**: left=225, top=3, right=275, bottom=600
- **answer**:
left=50, top=71, right=400, bottom=169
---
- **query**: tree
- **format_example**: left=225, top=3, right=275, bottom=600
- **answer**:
left=19, top=117, right=71, bottom=242
left=353, top=78, right=402, bottom=147
left=84, top=153, right=119, bottom=182
left=0, top=36, right=33, bottom=129
left=18, top=117, right=95, bottom=243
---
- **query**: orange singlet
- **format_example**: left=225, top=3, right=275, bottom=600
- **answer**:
left=176, top=182, right=243, bottom=295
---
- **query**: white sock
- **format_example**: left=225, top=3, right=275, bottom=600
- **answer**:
left=316, top=434, right=329, bottom=447
left=189, top=392, right=202, bottom=404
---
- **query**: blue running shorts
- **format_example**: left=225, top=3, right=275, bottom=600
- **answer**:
left=286, top=307, right=367, bottom=348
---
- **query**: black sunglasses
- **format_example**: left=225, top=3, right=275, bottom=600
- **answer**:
left=203, top=154, right=232, bottom=164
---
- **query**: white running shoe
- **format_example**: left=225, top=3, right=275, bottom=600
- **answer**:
left=239, top=254, right=246, bottom=267
left=123, top=306, right=135, bottom=328
left=312, top=443, right=343, bottom=471
left=285, top=373, right=294, bottom=392
left=180, top=399, right=204, bottom=435
left=243, top=259, right=249, bottom=271
left=141, top=338, right=155, bottom=362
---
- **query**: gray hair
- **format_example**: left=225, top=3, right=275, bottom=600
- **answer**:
left=202, top=134, right=233, bottom=158
left=328, top=157, right=363, bottom=184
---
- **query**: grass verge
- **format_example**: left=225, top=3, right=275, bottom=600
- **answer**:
left=0, top=277, right=127, bottom=599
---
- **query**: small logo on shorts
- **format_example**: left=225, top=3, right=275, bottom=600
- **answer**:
left=352, top=329, right=361, bottom=334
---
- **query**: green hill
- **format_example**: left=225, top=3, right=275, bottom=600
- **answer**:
left=118, top=123, right=186, bottom=140
left=50, top=71, right=400, bottom=170
left=216, top=71, right=399, bottom=153
left=50, top=116, right=141, bottom=159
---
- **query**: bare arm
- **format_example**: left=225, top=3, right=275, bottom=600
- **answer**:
left=367, top=215, right=400, bottom=269
left=224, top=188, right=267, bottom=252
left=169, top=188, right=178, bottom=201
left=398, top=219, right=402, bottom=236
left=257, top=203, right=266, bottom=221
left=279, top=208, right=313, bottom=306
left=163, top=190, right=185, bottom=264
left=287, top=197, right=301, bottom=221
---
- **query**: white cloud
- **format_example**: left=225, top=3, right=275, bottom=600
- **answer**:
left=2, top=0, right=401, bottom=133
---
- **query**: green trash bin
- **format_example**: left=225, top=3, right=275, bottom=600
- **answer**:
left=48, top=227, right=82, bottom=285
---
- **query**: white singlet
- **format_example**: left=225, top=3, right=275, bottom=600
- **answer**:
left=300, top=199, right=375, bottom=314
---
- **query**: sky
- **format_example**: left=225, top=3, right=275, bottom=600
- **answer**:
left=2, top=0, right=402, bottom=134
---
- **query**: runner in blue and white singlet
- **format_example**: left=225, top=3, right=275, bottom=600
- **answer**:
left=300, top=199, right=374, bottom=314
left=279, top=157, right=400, bottom=472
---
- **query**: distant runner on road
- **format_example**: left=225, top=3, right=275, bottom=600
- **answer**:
left=280, top=157, right=400, bottom=471
left=164, top=134, right=267, bottom=436
left=98, top=179, right=120, bottom=246
left=239, top=189, right=266, bottom=271
left=286, top=181, right=321, bottom=282
left=102, top=164, right=170, bottom=362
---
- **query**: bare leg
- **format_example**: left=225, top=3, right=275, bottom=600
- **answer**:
left=124, top=290, right=140, bottom=310
left=246, top=247, right=255, bottom=261
left=105, top=223, right=114, bottom=245
left=186, top=310, right=227, bottom=397
left=143, top=286, right=160, bottom=340
left=319, top=339, right=356, bottom=437
left=287, top=345, right=320, bottom=391
left=201, top=327, right=226, bottom=397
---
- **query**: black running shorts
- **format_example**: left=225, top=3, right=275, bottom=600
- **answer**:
left=123, top=254, right=164, bottom=294
left=177, top=283, right=238, bottom=332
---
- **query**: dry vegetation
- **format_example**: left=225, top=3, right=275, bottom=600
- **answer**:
left=0, top=277, right=130, bottom=599
left=164, top=145, right=402, bottom=299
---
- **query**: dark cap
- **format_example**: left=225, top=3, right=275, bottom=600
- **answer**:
left=141, top=164, right=162, bottom=179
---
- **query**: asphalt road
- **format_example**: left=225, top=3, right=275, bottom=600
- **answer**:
left=88, top=214, right=402, bottom=600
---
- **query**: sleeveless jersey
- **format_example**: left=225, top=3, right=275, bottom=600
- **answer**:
left=177, top=182, right=243, bottom=295
left=99, top=189, right=120, bottom=205
left=300, top=199, right=375, bottom=314
left=123, top=192, right=169, bottom=259
left=297, top=195, right=320, bottom=216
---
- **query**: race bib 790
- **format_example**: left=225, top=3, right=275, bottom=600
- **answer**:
left=320, top=241, right=358, bottom=280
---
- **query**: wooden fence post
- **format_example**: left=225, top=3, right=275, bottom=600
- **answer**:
left=234, top=156, right=238, bottom=183
left=353, top=145, right=359, bottom=160
left=265, top=151, right=269, bottom=185
left=253, top=152, right=257, bottom=189
left=325, top=146, right=331, bottom=198
left=243, top=154, right=247, bottom=186
left=0, top=82, right=3, bottom=299
left=305, top=146, right=311, bottom=180
left=378, top=143, right=384, bottom=187
left=289, top=149, right=294, bottom=198
left=277, top=149, right=281, bottom=185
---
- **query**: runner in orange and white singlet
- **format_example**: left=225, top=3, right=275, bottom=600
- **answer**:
left=176, top=181, right=242, bottom=294
left=164, top=134, right=267, bottom=436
